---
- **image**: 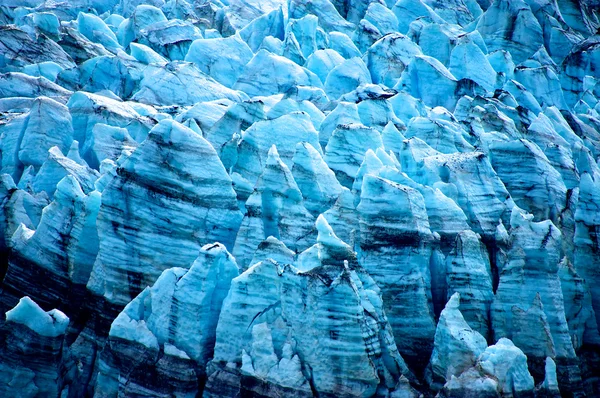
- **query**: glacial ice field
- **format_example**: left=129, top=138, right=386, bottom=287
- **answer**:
left=0, top=0, right=600, bottom=397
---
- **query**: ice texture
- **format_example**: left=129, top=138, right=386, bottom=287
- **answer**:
left=0, top=297, right=69, bottom=397
left=0, top=0, right=599, bottom=397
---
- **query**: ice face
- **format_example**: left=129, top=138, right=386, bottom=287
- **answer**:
left=5, top=296, right=68, bottom=337
left=0, top=297, right=70, bottom=397
left=1, top=0, right=600, bottom=397
left=232, top=145, right=314, bottom=269
left=426, top=293, right=488, bottom=391
left=209, top=216, right=413, bottom=397
left=185, top=35, right=253, bottom=88
left=96, top=243, right=238, bottom=395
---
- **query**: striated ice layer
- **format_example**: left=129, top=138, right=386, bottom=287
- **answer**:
left=206, top=216, right=414, bottom=397
left=0, top=297, right=69, bottom=397
left=233, top=145, right=314, bottom=270
left=95, top=243, right=238, bottom=396
left=357, top=173, right=436, bottom=372
left=87, top=119, right=242, bottom=311
left=426, top=293, right=487, bottom=391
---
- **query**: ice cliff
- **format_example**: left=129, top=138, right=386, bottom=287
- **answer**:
left=0, top=0, right=600, bottom=397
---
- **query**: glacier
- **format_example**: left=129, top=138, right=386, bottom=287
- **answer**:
left=0, top=0, right=599, bottom=397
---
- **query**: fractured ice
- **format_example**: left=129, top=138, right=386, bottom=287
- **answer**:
left=0, top=0, right=600, bottom=397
